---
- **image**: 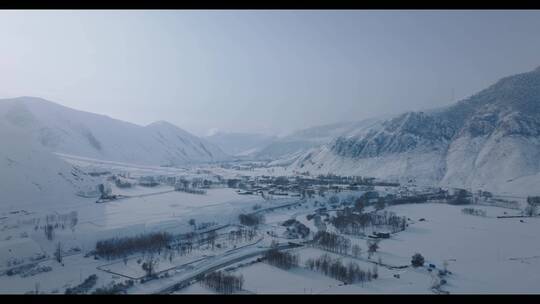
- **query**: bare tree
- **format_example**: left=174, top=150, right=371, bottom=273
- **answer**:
left=141, top=254, right=159, bottom=278
left=69, top=211, right=78, bottom=232
left=443, top=260, right=449, bottom=274
left=44, top=224, right=55, bottom=241
left=524, top=204, right=537, bottom=217
left=207, top=230, right=218, bottom=250
left=352, top=244, right=362, bottom=258
left=367, top=239, right=380, bottom=259
left=54, top=242, right=63, bottom=264
left=372, top=263, right=379, bottom=279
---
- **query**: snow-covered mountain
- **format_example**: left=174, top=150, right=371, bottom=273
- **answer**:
left=0, top=97, right=230, bottom=167
left=0, top=120, right=98, bottom=209
left=205, top=131, right=276, bottom=157
left=291, top=67, right=540, bottom=195
left=254, top=118, right=383, bottom=162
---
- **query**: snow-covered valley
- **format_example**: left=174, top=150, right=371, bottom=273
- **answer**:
left=1, top=66, right=540, bottom=294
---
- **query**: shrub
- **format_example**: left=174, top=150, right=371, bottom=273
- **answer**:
left=411, top=253, right=425, bottom=267
left=238, top=213, right=264, bottom=226
left=65, top=274, right=98, bottom=294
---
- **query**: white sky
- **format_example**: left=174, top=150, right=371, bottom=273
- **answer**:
left=2, top=10, right=540, bottom=136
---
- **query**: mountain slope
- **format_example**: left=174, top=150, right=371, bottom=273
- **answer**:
left=291, top=67, right=540, bottom=195
left=0, top=97, right=229, bottom=166
left=205, top=132, right=276, bottom=157
left=0, top=120, right=98, bottom=209
left=255, top=118, right=383, bottom=161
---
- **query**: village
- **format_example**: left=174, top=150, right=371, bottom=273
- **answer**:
left=1, top=156, right=540, bottom=295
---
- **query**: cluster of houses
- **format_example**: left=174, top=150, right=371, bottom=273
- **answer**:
left=225, top=174, right=401, bottom=199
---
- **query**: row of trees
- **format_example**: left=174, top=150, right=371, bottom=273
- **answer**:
left=264, top=248, right=299, bottom=270
left=524, top=197, right=539, bottom=216
left=461, top=207, right=487, bottom=217
left=95, top=232, right=172, bottom=260
left=40, top=211, right=79, bottom=240
left=201, top=271, right=244, bottom=294
left=305, top=254, right=377, bottom=284
left=312, top=231, right=351, bottom=255
left=238, top=213, right=265, bottom=226
left=228, top=228, right=258, bottom=243
left=92, top=280, right=134, bottom=294
left=527, top=196, right=540, bottom=205
left=448, top=189, right=472, bottom=205
left=65, top=274, right=98, bottom=294
left=331, top=209, right=407, bottom=235
left=312, top=231, right=381, bottom=259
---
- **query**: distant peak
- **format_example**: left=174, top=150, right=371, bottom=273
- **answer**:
left=148, top=120, right=175, bottom=127
left=147, top=120, right=192, bottom=134
left=4, top=96, right=50, bottom=103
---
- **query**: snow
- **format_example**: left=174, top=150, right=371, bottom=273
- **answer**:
left=232, top=262, right=340, bottom=294
left=0, top=238, right=44, bottom=267
left=0, top=97, right=229, bottom=167
left=0, top=120, right=98, bottom=210
left=287, top=68, right=540, bottom=197
left=173, top=283, right=215, bottom=294
left=382, top=203, right=540, bottom=293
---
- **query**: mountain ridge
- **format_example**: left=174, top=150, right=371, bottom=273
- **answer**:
left=290, top=66, right=540, bottom=195
left=0, top=96, right=230, bottom=167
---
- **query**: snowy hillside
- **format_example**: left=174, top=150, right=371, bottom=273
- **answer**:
left=255, top=118, right=383, bottom=161
left=291, top=67, right=540, bottom=196
left=0, top=97, right=230, bottom=166
left=0, top=120, right=98, bottom=210
left=205, top=131, right=276, bottom=157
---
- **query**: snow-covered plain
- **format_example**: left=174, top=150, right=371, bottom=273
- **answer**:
left=1, top=142, right=540, bottom=294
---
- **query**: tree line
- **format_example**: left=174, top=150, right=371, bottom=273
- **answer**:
left=65, top=274, right=98, bottom=294
left=312, top=231, right=351, bottom=255
left=239, top=213, right=265, bottom=226
left=264, top=248, right=299, bottom=270
left=201, top=271, right=244, bottom=294
left=95, top=231, right=172, bottom=260
left=305, top=253, right=377, bottom=284
left=461, top=207, right=487, bottom=217
left=330, top=209, right=407, bottom=235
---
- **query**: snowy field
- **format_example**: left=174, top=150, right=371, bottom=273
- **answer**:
left=381, top=203, right=540, bottom=293
left=173, top=283, right=215, bottom=294
left=232, top=262, right=341, bottom=294
left=1, top=156, right=540, bottom=295
left=220, top=203, right=540, bottom=294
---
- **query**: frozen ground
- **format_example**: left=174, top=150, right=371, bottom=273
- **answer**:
left=205, top=202, right=540, bottom=294
left=232, top=262, right=341, bottom=294
left=381, top=203, right=540, bottom=293
left=173, top=283, right=215, bottom=294
left=1, top=155, right=540, bottom=294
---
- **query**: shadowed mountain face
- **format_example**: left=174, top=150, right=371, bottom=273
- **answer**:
left=0, top=97, right=230, bottom=167
left=292, top=67, right=540, bottom=195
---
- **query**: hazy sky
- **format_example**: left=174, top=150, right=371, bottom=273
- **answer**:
left=2, top=10, right=540, bottom=136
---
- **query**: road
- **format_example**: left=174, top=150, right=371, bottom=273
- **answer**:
left=128, top=241, right=302, bottom=294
